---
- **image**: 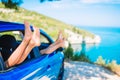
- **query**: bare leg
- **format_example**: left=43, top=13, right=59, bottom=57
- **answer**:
left=17, top=30, right=63, bottom=64
left=49, top=31, right=63, bottom=47
left=40, top=33, right=65, bottom=54
left=5, top=21, right=32, bottom=68
left=16, top=26, right=40, bottom=64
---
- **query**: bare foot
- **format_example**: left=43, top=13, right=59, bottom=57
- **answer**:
left=24, top=21, right=32, bottom=41
left=56, top=30, right=63, bottom=43
left=59, top=38, right=65, bottom=48
left=30, top=26, right=41, bottom=47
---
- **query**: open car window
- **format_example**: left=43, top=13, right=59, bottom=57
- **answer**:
left=0, top=31, right=22, bottom=41
left=0, top=29, right=53, bottom=72
left=39, top=34, right=50, bottom=51
left=40, top=34, right=49, bottom=43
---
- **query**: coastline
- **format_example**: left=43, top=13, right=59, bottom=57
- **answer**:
left=65, top=29, right=101, bottom=45
left=63, top=61, right=120, bottom=80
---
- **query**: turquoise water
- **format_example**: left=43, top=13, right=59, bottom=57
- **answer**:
left=78, top=27, right=120, bottom=64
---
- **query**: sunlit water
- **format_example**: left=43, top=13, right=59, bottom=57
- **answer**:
left=73, top=26, right=120, bottom=64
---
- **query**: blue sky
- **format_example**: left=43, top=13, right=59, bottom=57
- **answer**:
left=21, top=0, right=120, bottom=27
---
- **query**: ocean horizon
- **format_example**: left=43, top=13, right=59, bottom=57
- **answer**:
left=73, top=26, right=120, bottom=64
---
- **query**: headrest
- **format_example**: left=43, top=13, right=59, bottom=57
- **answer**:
left=0, top=35, right=17, bottom=49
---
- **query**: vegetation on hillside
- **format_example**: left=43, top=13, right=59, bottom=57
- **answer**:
left=64, top=43, right=74, bottom=60
left=72, top=51, right=91, bottom=63
left=0, top=3, right=94, bottom=40
left=64, top=43, right=91, bottom=63
left=1, top=0, right=59, bottom=10
left=95, top=56, right=120, bottom=76
left=1, top=0, right=23, bottom=10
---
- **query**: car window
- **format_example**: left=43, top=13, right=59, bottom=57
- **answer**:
left=0, top=31, right=22, bottom=41
left=0, top=31, right=50, bottom=43
left=0, top=31, right=23, bottom=71
left=40, top=34, right=49, bottom=43
left=0, top=30, right=51, bottom=72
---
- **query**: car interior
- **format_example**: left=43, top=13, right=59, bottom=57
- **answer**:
left=0, top=30, right=51, bottom=72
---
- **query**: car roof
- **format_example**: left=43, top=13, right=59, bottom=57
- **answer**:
left=0, top=21, right=33, bottom=32
left=0, top=21, right=54, bottom=43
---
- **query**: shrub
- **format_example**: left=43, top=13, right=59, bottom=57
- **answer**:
left=79, top=52, right=91, bottom=62
left=64, top=43, right=91, bottom=63
left=72, top=53, right=80, bottom=61
left=72, top=51, right=91, bottom=63
left=95, top=56, right=120, bottom=76
left=95, top=56, right=106, bottom=66
left=63, top=43, right=74, bottom=60
left=106, top=60, right=120, bottom=75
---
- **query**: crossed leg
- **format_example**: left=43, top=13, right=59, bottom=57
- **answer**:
left=5, top=21, right=40, bottom=68
left=5, top=21, right=65, bottom=68
left=17, top=26, right=65, bottom=64
left=16, top=26, right=40, bottom=64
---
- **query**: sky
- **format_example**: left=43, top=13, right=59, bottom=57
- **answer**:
left=20, top=0, right=120, bottom=27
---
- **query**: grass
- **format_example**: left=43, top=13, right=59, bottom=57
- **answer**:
left=0, top=3, right=94, bottom=40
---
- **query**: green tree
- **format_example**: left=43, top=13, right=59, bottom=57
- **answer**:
left=64, top=43, right=74, bottom=60
left=1, top=0, right=23, bottom=10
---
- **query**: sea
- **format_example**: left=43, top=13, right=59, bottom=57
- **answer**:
left=73, top=26, right=120, bottom=64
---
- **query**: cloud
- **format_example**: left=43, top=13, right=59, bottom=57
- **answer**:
left=80, top=0, right=120, bottom=4
left=42, top=0, right=78, bottom=9
left=46, top=0, right=120, bottom=9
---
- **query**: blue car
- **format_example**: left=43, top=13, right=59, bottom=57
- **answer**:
left=0, top=21, right=64, bottom=80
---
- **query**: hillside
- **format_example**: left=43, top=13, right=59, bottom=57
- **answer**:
left=0, top=3, right=94, bottom=40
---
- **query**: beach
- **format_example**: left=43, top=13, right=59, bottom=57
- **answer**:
left=63, top=61, right=120, bottom=80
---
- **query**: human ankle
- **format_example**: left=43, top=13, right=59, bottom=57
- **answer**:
left=23, top=36, right=31, bottom=42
